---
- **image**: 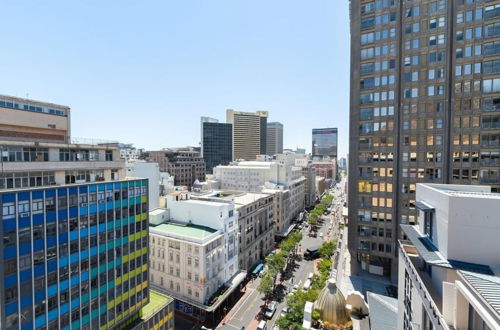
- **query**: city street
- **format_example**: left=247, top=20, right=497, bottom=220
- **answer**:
left=217, top=178, right=347, bottom=330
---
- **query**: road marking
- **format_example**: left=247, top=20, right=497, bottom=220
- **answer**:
left=229, top=287, right=259, bottom=322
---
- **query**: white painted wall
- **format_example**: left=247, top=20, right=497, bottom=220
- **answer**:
left=126, top=160, right=160, bottom=210
left=417, top=183, right=500, bottom=267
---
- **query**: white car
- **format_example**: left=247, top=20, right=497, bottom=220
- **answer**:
left=265, top=301, right=277, bottom=319
left=280, top=307, right=289, bottom=318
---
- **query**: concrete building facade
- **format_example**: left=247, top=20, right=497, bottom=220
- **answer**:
left=266, top=122, right=283, bottom=156
left=0, top=95, right=70, bottom=143
left=349, top=0, right=500, bottom=281
left=141, top=148, right=206, bottom=189
left=126, top=160, right=161, bottom=210
left=226, top=110, right=268, bottom=161
left=212, top=161, right=306, bottom=237
left=148, top=192, right=242, bottom=321
left=397, top=183, right=500, bottom=330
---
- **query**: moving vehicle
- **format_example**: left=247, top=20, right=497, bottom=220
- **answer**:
left=304, top=246, right=321, bottom=260
left=257, top=320, right=267, bottom=330
left=264, top=301, right=277, bottom=319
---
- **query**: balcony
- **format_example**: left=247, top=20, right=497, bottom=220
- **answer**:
left=399, top=243, right=450, bottom=330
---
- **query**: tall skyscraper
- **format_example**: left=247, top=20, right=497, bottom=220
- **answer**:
left=266, top=122, right=284, bottom=156
left=200, top=117, right=233, bottom=173
left=312, top=128, right=338, bottom=158
left=226, top=109, right=268, bottom=160
left=349, top=0, right=500, bottom=281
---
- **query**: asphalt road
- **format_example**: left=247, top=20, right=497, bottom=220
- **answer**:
left=218, top=179, right=347, bottom=330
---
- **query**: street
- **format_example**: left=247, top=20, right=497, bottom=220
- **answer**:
left=217, top=178, right=347, bottom=330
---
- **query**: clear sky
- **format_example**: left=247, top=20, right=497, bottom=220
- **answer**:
left=0, top=0, right=350, bottom=158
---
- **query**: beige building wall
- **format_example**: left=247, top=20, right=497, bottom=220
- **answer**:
left=0, top=95, right=70, bottom=142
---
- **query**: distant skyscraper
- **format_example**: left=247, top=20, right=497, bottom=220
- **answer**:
left=349, top=0, right=500, bottom=282
left=312, top=128, right=338, bottom=158
left=266, top=122, right=283, bottom=156
left=226, top=109, right=268, bottom=160
left=200, top=117, right=233, bottom=173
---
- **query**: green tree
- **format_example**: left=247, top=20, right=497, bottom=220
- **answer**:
left=266, top=252, right=286, bottom=274
left=256, top=272, right=274, bottom=299
left=318, top=240, right=337, bottom=259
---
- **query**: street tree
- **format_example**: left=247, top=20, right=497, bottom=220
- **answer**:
left=256, top=271, right=274, bottom=300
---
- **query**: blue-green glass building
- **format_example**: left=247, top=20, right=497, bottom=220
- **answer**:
left=0, top=179, right=150, bottom=330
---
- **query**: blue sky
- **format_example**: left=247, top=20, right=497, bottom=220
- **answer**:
left=0, top=0, right=350, bottom=157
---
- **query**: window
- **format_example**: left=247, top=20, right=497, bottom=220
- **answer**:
left=424, top=211, right=434, bottom=239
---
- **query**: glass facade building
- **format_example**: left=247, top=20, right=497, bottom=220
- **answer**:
left=0, top=179, right=149, bottom=329
left=312, top=128, right=338, bottom=158
left=201, top=121, right=233, bottom=174
left=349, top=0, right=500, bottom=281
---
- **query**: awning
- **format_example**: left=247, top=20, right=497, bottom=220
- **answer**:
left=413, top=201, right=435, bottom=211
left=252, top=263, right=264, bottom=275
left=276, top=222, right=296, bottom=237
left=400, top=225, right=493, bottom=275
left=153, top=270, right=247, bottom=313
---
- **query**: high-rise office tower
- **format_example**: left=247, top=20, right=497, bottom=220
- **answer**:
left=266, top=122, right=284, bottom=156
left=200, top=117, right=233, bottom=173
left=312, top=128, right=338, bottom=158
left=349, top=0, right=500, bottom=281
left=0, top=95, right=173, bottom=329
left=226, top=109, right=268, bottom=160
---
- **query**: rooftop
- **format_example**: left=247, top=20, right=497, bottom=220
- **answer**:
left=367, top=292, right=398, bottom=330
left=150, top=222, right=218, bottom=240
left=422, top=183, right=500, bottom=199
left=459, top=271, right=500, bottom=317
left=123, top=290, right=173, bottom=329
left=140, top=290, right=173, bottom=320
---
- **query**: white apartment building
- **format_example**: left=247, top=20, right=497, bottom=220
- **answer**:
left=274, top=154, right=317, bottom=209
left=398, top=183, right=500, bottom=330
left=213, top=161, right=306, bottom=236
left=149, top=192, right=240, bottom=310
left=196, top=191, right=275, bottom=271
left=126, top=160, right=160, bottom=210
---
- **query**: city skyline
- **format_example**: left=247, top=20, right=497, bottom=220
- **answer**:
left=0, top=0, right=350, bottom=158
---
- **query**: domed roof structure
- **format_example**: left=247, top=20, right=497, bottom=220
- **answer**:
left=315, top=278, right=350, bottom=326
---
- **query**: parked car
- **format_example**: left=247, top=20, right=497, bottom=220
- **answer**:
left=303, top=279, right=312, bottom=291
left=257, top=320, right=267, bottom=330
left=265, top=301, right=277, bottom=319
left=280, top=307, right=289, bottom=318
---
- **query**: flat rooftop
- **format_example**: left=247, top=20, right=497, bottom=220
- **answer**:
left=141, top=290, right=173, bottom=320
left=422, top=183, right=500, bottom=199
left=150, top=222, right=218, bottom=240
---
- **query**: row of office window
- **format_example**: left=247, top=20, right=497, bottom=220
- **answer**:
left=0, top=99, right=66, bottom=116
